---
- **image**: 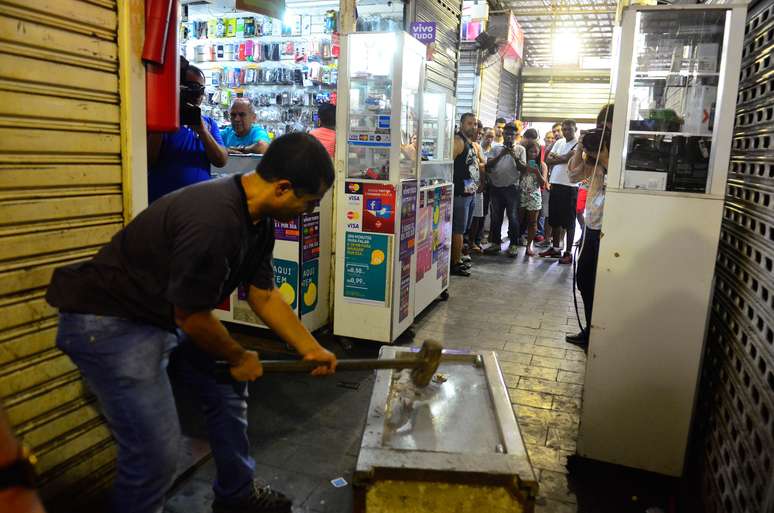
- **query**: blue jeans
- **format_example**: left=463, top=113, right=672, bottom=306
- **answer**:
left=55, top=313, right=255, bottom=513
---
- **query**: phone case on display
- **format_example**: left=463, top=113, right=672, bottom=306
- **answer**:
left=216, top=44, right=224, bottom=60
left=322, top=43, right=331, bottom=59
left=238, top=43, right=246, bottom=60
left=236, top=18, right=245, bottom=38
left=223, top=44, right=234, bottom=61
left=271, top=44, right=280, bottom=61
left=244, top=40, right=254, bottom=57
left=208, top=20, right=217, bottom=38
left=225, top=18, right=236, bottom=37
left=211, top=70, right=221, bottom=86
left=284, top=41, right=294, bottom=55
left=216, top=19, right=225, bottom=37
left=244, top=17, right=255, bottom=37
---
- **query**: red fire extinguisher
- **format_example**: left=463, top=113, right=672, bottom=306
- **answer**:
left=144, top=0, right=179, bottom=132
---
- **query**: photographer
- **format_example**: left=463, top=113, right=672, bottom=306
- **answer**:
left=147, top=57, right=229, bottom=203
left=484, top=122, right=527, bottom=258
left=565, top=104, right=614, bottom=347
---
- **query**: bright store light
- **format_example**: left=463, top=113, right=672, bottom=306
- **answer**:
left=553, top=30, right=581, bottom=65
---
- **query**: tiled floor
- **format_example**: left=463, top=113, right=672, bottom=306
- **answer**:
left=410, top=244, right=585, bottom=512
left=166, top=241, right=586, bottom=513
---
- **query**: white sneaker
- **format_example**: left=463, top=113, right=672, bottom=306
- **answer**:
left=507, top=245, right=519, bottom=258
left=461, top=254, right=472, bottom=263
left=484, top=243, right=501, bottom=254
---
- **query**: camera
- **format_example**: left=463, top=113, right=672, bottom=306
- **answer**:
left=180, top=102, right=202, bottom=126
left=581, top=127, right=610, bottom=153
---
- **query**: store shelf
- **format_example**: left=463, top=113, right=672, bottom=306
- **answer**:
left=184, top=34, right=335, bottom=45
left=634, top=71, right=720, bottom=78
left=628, top=130, right=713, bottom=138
left=192, top=59, right=336, bottom=68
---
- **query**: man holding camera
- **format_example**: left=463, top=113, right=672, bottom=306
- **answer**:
left=566, top=105, right=614, bottom=347
left=147, top=59, right=229, bottom=203
left=484, top=122, right=527, bottom=258
left=541, top=120, right=580, bottom=264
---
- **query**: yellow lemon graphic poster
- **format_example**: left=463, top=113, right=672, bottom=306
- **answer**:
left=300, top=260, right=319, bottom=314
left=370, top=249, right=385, bottom=266
left=344, top=232, right=389, bottom=303
left=272, top=259, right=298, bottom=310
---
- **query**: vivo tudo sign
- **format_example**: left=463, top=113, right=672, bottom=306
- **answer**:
left=410, top=21, right=436, bottom=44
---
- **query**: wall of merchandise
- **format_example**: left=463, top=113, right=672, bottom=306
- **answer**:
left=182, top=9, right=339, bottom=137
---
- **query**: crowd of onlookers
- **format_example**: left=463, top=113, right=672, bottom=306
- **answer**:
left=451, top=106, right=614, bottom=348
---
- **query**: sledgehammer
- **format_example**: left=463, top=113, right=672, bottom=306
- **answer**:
left=215, top=339, right=444, bottom=387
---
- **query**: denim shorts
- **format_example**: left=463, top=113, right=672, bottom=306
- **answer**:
left=452, top=194, right=475, bottom=234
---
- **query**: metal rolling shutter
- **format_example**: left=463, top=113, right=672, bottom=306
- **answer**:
left=415, top=0, right=463, bottom=96
left=455, top=42, right=478, bottom=118
left=0, top=0, right=124, bottom=508
left=497, top=69, right=518, bottom=121
left=694, top=1, right=774, bottom=512
left=478, top=58, right=501, bottom=127
left=521, top=77, right=611, bottom=124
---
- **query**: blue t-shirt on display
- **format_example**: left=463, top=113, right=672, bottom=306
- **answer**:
left=148, top=116, right=223, bottom=203
left=220, top=124, right=271, bottom=148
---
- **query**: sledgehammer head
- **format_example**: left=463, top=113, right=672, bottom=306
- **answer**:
left=410, top=339, right=444, bottom=387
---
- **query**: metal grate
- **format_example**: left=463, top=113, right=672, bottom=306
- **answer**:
left=696, top=1, right=774, bottom=512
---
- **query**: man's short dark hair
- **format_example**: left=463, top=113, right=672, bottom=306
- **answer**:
left=495, top=117, right=507, bottom=125
left=523, top=128, right=538, bottom=140
left=562, top=119, right=577, bottom=128
left=460, top=112, right=476, bottom=124
left=256, top=133, right=334, bottom=196
left=503, top=122, right=518, bottom=133
left=318, top=103, right=336, bottom=128
left=477, top=120, right=483, bottom=129
left=596, top=104, right=614, bottom=128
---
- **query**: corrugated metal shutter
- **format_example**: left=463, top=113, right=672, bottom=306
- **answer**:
left=497, top=69, right=518, bottom=121
left=693, top=1, right=774, bottom=512
left=0, top=0, right=124, bottom=509
left=521, top=78, right=612, bottom=123
left=415, top=0, right=462, bottom=96
left=455, top=42, right=478, bottom=117
left=478, top=58, right=502, bottom=127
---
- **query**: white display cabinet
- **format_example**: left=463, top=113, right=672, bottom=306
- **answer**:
left=214, top=192, right=333, bottom=333
left=333, top=31, right=433, bottom=343
left=577, top=4, right=747, bottom=476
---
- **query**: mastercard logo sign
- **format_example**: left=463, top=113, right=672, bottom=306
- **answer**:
left=346, top=211, right=360, bottom=220
left=347, top=183, right=361, bottom=193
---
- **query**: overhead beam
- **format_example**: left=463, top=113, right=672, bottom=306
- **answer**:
left=492, top=8, right=617, bottom=17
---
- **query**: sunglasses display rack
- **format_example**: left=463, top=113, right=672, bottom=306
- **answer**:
left=182, top=9, right=339, bottom=137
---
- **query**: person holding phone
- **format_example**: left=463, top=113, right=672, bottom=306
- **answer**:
left=147, top=57, right=229, bottom=203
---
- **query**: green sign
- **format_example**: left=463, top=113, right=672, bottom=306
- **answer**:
left=300, top=260, right=319, bottom=315
left=344, top=232, right=390, bottom=303
left=273, top=258, right=298, bottom=310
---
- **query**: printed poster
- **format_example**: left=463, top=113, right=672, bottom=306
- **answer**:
left=344, top=181, right=364, bottom=232
left=302, top=213, right=320, bottom=262
left=399, top=256, right=411, bottom=322
left=344, top=232, right=389, bottom=303
left=273, top=259, right=299, bottom=310
left=441, top=185, right=452, bottom=222
left=300, top=260, right=319, bottom=315
left=399, top=180, right=417, bottom=258
left=363, top=183, right=396, bottom=234
left=274, top=218, right=300, bottom=241
left=432, top=188, right=441, bottom=262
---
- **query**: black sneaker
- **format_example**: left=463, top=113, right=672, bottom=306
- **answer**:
left=450, top=264, right=471, bottom=277
left=212, top=482, right=293, bottom=513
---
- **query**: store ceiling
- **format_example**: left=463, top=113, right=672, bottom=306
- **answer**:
left=497, top=0, right=618, bottom=68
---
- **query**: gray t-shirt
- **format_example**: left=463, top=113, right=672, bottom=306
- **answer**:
left=46, top=175, right=275, bottom=331
left=486, top=144, right=527, bottom=188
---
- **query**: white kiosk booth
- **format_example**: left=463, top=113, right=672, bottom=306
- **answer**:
left=577, top=3, right=747, bottom=476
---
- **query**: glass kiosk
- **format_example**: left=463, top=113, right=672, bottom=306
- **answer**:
left=333, top=31, right=435, bottom=343
left=577, top=4, right=747, bottom=476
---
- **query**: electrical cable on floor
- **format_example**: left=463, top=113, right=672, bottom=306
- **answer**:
left=570, top=82, right=615, bottom=340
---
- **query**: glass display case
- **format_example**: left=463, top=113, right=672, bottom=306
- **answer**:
left=346, top=32, right=425, bottom=180
left=421, top=91, right=455, bottom=161
left=622, top=9, right=728, bottom=193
